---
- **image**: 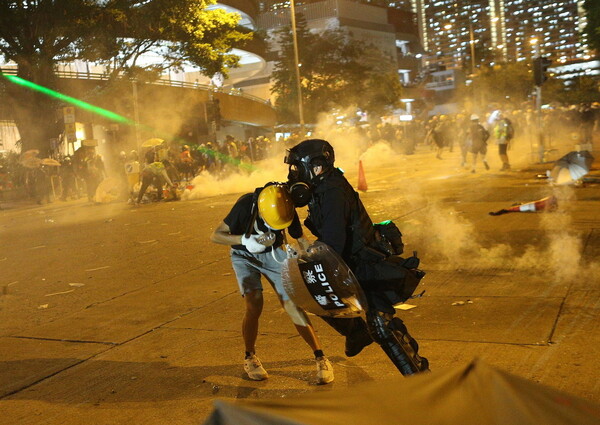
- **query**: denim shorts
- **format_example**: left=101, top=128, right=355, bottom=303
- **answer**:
left=230, top=247, right=289, bottom=301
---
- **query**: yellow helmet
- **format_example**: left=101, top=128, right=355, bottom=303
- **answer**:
left=257, top=184, right=295, bottom=230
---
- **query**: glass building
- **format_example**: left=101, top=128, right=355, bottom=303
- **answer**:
left=410, top=0, right=591, bottom=71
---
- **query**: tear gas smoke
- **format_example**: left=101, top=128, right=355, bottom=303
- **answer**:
left=404, top=185, right=589, bottom=283
left=311, top=109, right=594, bottom=281
left=182, top=157, right=288, bottom=200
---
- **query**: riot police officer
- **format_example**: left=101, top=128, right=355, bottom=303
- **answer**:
left=285, top=139, right=428, bottom=370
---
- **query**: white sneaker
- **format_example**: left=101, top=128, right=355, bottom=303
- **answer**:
left=316, top=357, right=334, bottom=384
left=244, top=355, right=268, bottom=381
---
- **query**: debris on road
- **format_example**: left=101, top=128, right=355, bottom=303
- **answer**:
left=138, top=240, right=157, bottom=244
left=395, top=303, right=417, bottom=311
left=548, top=150, right=594, bottom=185
left=85, top=266, right=111, bottom=272
left=45, top=289, right=75, bottom=297
left=68, top=283, right=85, bottom=287
left=29, top=245, right=46, bottom=250
left=489, top=195, right=558, bottom=216
left=452, top=300, right=474, bottom=306
left=37, top=304, right=49, bottom=309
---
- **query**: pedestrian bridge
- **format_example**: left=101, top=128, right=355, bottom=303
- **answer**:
left=0, top=67, right=277, bottom=149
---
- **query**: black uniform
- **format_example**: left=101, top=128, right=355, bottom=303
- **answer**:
left=303, top=167, right=377, bottom=347
left=286, top=139, right=427, bottom=367
left=305, top=168, right=376, bottom=269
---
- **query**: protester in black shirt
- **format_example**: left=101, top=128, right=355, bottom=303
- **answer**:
left=211, top=183, right=334, bottom=384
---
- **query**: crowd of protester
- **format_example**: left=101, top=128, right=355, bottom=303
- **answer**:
left=0, top=102, right=598, bottom=206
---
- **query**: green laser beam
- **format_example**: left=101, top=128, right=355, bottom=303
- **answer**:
left=1, top=73, right=133, bottom=124
left=1, top=72, right=258, bottom=172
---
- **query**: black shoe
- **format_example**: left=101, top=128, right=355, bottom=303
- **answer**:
left=345, top=330, right=374, bottom=357
left=483, top=161, right=490, bottom=170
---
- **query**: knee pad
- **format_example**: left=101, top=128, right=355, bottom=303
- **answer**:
left=283, top=300, right=310, bottom=327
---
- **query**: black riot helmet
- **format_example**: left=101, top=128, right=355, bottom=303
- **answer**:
left=284, top=139, right=335, bottom=207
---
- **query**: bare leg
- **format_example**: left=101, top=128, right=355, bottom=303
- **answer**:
left=279, top=299, right=322, bottom=352
left=242, top=290, right=263, bottom=354
left=294, top=322, right=321, bottom=352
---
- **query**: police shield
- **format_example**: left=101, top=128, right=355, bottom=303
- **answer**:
left=282, top=242, right=367, bottom=318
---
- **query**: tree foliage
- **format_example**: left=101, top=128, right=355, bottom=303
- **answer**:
left=0, top=0, right=250, bottom=154
left=472, top=62, right=535, bottom=105
left=270, top=15, right=402, bottom=124
left=456, top=61, right=599, bottom=110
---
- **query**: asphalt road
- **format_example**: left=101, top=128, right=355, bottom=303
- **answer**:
left=1, top=145, right=599, bottom=424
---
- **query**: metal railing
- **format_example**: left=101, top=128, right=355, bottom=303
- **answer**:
left=0, top=67, right=272, bottom=105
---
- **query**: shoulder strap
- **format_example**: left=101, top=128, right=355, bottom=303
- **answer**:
left=244, top=187, right=262, bottom=237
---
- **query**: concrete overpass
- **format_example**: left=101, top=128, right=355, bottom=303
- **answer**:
left=0, top=67, right=277, bottom=153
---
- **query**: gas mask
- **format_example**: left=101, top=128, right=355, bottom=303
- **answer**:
left=286, top=159, right=318, bottom=207
left=284, top=139, right=335, bottom=207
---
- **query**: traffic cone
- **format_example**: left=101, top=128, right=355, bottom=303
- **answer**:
left=489, top=195, right=558, bottom=216
left=357, top=160, right=368, bottom=192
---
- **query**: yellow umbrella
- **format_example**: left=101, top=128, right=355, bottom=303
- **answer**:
left=41, top=158, right=61, bottom=166
left=141, top=138, right=165, bottom=148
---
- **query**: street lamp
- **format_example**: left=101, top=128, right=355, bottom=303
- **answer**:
left=289, top=0, right=305, bottom=132
left=530, top=36, right=544, bottom=162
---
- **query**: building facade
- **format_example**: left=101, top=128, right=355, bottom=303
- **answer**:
left=235, top=0, right=423, bottom=101
left=411, top=0, right=591, bottom=71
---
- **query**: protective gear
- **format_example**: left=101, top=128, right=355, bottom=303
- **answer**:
left=241, top=234, right=266, bottom=253
left=289, top=181, right=312, bottom=208
left=257, top=184, right=295, bottom=230
left=282, top=242, right=368, bottom=318
left=284, top=139, right=335, bottom=206
left=470, top=114, right=479, bottom=121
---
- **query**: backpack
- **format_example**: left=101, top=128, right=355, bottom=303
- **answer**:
left=505, top=119, right=514, bottom=140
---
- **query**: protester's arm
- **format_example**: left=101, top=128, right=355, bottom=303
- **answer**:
left=160, top=169, right=174, bottom=187
left=210, top=221, right=242, bottom=246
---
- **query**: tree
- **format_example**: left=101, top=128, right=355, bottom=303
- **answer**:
left=552, top=76, right=600, bottom=104
left=270, top=14, right=402, bottom=124
left=475, top=62, right=535, bottom=106
left=0, top=0, right=250, bottom=155
left=583, top=0, right=600, bottom=53
left=454, top=61, right=535, bottom=110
